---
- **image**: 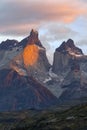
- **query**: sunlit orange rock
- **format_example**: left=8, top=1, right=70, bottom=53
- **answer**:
left=23, top=44, right=39, bottom=66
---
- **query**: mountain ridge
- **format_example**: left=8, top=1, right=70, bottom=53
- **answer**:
left=0, top=29, right=87, bottom=111
left=56, top=39, right=83, bottom=55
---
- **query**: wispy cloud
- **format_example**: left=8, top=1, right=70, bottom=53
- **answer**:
left=40, top=23, right=78, bottom=41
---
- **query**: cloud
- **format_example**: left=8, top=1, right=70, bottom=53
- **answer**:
left=39, top=23, right=78, bottom=64
left=0, top=23, right=39, bottom=36
left=79, top=0, right=87, bottom=3
left=77, top=39, right=87, bottom=46
left=0, top=0, right=87, bottom=36
left=76, top=39, right=87, bottom=54
left=40, top=23, right=78, bottom=42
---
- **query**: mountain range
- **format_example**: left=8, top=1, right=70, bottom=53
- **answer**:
left=0, top=29, right=87, bottom=111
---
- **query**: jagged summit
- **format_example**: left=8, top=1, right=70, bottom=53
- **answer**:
left=28, top=29, right=43, bottom=47
left=56, top=39, right=83, bottom=55
left=52, top=39, right=84, bottom=75
left=58, top=39, right=75, bottom=50
left=20, top=29, right=43, bottom=48
left=0, top=39, right=19, bottom=50
left=30, top=29, right=38, bottom=37
left=0, top=29, right=43, bottom=50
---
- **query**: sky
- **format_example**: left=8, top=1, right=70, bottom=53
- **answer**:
left=0, top=0, right=87, bottom=63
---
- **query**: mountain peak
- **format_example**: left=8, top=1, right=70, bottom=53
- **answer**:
left=56, top=39, right=75, bottom=52
left=27, top=29, right=43, bottom=48
left=30, top=29, right=38, bottom=39
left=56, top=39, right=83, bottom=55
left=20, top=29, right=43, bottom=48
left=30, top=29, right=38, bottom=34
left=66, top=39, right=75, bottom=48
left=0, top=39, right=19, bottom=50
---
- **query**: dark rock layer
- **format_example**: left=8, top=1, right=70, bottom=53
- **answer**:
left=0, top=69, right=57, bottom=111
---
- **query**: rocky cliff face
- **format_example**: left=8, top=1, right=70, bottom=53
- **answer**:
left=0, top=29, right=50, bottom=79
left=1, top=30, right=87, bottom=110
left=52, top=39, right=87, bottom=104
left=59, top=65, right=87, bottom=104
left=0, top=29, right=53, bottom=111
left=52, top=39, right=83, bottom=75
left=0, top=69, right=57, bottom=111
left=10, top=29, right=50, bottom=82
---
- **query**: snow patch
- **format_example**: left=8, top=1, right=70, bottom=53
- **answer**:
left=43, top=77, right=52, bottom=83
left=49, top=68, right=58, bottom=78
left=69, top=52, right=82, bottom=57
left=38, top=46, right=45, bottom=51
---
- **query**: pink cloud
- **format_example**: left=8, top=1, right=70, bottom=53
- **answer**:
left=0, top=0, right=87, bottom=36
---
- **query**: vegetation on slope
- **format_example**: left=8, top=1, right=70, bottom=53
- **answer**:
left=0, top=104, right=87, bottom=130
